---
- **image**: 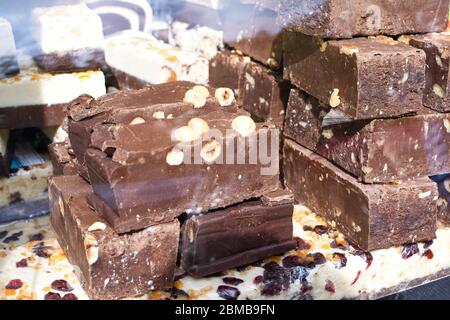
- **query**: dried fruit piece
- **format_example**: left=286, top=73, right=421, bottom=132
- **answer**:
left=325, top=280, right=335, bottom=293
left=352, top=250, right=373, bottom=270
left=231, top=115, right=256, bottom=137
left=313, top=225, right=329, bottom=235
left=401, top=243, right=419, bottom=259
left=222, top=277, right=244, bottom=286
left=28, top=233, right=44, bottom=242
left=166, top=148, right=184, bottom=166
left=3, top=231, right=23, bottom=243
left=51, top=279, right=73, bottom=292
left=215, top=88, right=235, bottom=107
left=16, top=258, right=28, bottom=268
left=294, top=237, right=311, bottom=250
left=6, top=279, right=23, bottom=289
left=217, top=285, right=240, bottom=300
left=332, top=253, right=347, bottom=269
left=62, top=293, right=78, bottom=300
left=32, top=243, right=52, bottom=258
left=422, top=249, right=434, bottom=260
left=423, top=240, right=433, bottom=249
left=44, top=292, right=62, bottom=300
left=170, top=288, right=189, bottom=299
left=308, top=252, right=326, bottom=265
left=0, top=231, right=7, bottom=239
left=253, top=275, right=264, bottom=285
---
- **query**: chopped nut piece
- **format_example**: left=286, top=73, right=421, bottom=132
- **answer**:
left=84, top=234, right=99, bottom=265
left=58, top=197, right=65, bottom=217
left=172, top=126, right=199, bottom=142
left=215, top=88, right=235, bottom=107
left=87, top=222, right=107, bottom=232
left=329, top=89, right=341, bottom=107
left=433, top=84, right=444, bottom=98
left=152, top=111, right=165, bottom=119
left=166, top=148, right=184, bottom=166
left=200, top=140, right=222, bottom=164
left=184, top=86, right=209, bottom=108
left=188, top=118, right=210, bottom=136
left=231, top=115, right=256, bottom=137
left=129, top=117, right=146, bottom=125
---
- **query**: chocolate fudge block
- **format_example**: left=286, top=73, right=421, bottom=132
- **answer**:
left=181, top=190, right=296, bottom=277
left=48, top=142, right=77, bottom=176
left=239, top=61, right=290, bottom=127
left=66, top=82, right=237, bottom=178
left=0, top=18, right=19, bottom=79
left=31, top=4, right=105, bottom=73
left=223, top=0, right=283, bottom=69
left=408, top=34, right=450, bottom=112
left=436, top=175, right=450, bottom=225
left=284, top=89, right=450, bottom=183
left=86, top=108, right=280, bottom=233
left=283, top=34, right=426, bottom=121
left=49, top=175, right=180, bottom=299
left=279, top=0, right=450, bottom=39
left=283, top=139, right=438, bottom=251
left=0, top=69, right=105, bottom=129
left=209, top=50, right=251, bottom=100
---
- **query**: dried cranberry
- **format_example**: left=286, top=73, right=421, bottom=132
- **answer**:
left=351, top=271, right=362, bottom=285
left=401, top=243, right=419, bottom=259
left=313, top=225, right=329, bottom=235
left=352, top=251, right=373, bottom=270
left=332, top=253, right=347, bottom=269
left=62, top=293, right=78, bottom=300
left=282, top=255, right=315, bottom=269
left=32, top=243, right=52, bottom=258
left=253, top=275, right=263, bottom=285
left=423, top=240, right=433, bottom=249
left=16, top=258, right=28, bottom=268
left=0, top=231, right=7, bottom=239
left=330, top=240, right=349, bottom=251
left=422, top=249, right=434, bottom=260
left=325, top=280, right=335, bottom=293
left=170, top=288, right=189, bottom=299
left=44, top=292, right=62, bottom=300
left=51, top=279, right=73, bottom=292
left=308, top=252, right=326, bottom=265
left=300, top=282, right=313, bottom=294
left=222, top=277, right=244, bottom=286
left=217, top=285, right=240, bottom=300
left=29, top=233, right=44, bottom=242
left=6, top=279, right=23, bottom=289
left=3, top=231, right=23, bottom=243
left=303, top=225, right=314, bottom=232
left=294, top=237, right=311, bottom=250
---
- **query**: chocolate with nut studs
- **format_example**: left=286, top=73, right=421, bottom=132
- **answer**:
left=48, top=141, right=78, bottom=176
left=283, top=139, right=438, bottom=251
left=49, top=175, right=180, bottom=300
left=283, top=34, right=425, bottom=122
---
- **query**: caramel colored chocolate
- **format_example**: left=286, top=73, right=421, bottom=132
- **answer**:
left=181, top=191, right=296, bottom=277
left=409, top=34, right=450, bottom=112
left=0, top=103, right=65, bottom=129
left=239, top=61, right=290, bottom=127
left=283, top=139, right=438, bottom=251
left=279, top=0, right=450, bottom=39
left=48, top=142, right=78, bottom=176
left=283, top=34, right=425, bottom=121
left=34, top=48, right=105, bottom=73
left=85, top=109, right=280, bottom=233
left=284, top=89, right=450, bottom=183
left=49, top=175, right=180, bottom=299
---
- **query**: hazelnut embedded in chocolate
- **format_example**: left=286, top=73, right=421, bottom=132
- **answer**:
left=231, top=115, right=256, bottom=137
left=215, top=88, right=235, bottom=107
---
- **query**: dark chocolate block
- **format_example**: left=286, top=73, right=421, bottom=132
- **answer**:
left=409, top=34, right=450, bottom=113
left=223, top=0, right=283, bottom=69
left=0, top=56, right=19, bottom=79
left=48, top=142, right=78, bottom=176
left=239, top=61, right=290, bottom=127
left=34, top=48, right=105, bottom=73
left=283, top=139, right=438, bottom=251
left=209, top=50, right=251, bottom=100
left=437, top=175, right=450, bottom=225
left=284, top=89, right=450, bottom=183
left=85, top=108, right=280, bottom=233
left=181, top=190, right=296, bottom=277
left=49, top=175, right=180, bottom=299
left=0, top=103, right=66, bottom=130
left=284, top=34, right=426, bottom=121
left=279, top=0, right=450, bottom=39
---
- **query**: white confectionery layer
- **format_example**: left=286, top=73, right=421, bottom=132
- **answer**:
left=0, top=17, right=17, bottom=57
left=0, top=69, right=106, bottom=108
left=31, top=3, right=104, bottom=54
left=105, top=32, right=209, bottom=84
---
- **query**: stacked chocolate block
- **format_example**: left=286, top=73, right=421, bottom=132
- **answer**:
left=0, top=4, right=106, bottom=219
left=48, top=81, right=296, bottom=299
left=210, top=0, right=450, bottom=251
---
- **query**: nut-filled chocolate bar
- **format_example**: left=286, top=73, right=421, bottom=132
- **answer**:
left=283, top=139, right=438, bottom=251
left=407, top=33, right=450, bottom=113
left=181, top=189, right=296, bottom=277
left=0, top=17, right=19, bottom=79
left=278, top=0, right=450, bottom=39
left=86, top=107, right=280, bottom=233
left=283, top=34, right=425, bottom=122
left=239, top=60, right=290, bottom=127
left=284, top=89, right=450, bottom=183
left=48, top=141, right=78, bottom=176
left=49, top=175, right=180, bottom=300
left=31, top=3, right=105, bottom=73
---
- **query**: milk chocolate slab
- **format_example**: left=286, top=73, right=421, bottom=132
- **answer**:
left=283, top=34, right=425, bottom=121
left=279, top=0, right=450, bottom=39
left=0, top=103, right=66, bottom=130
left=437, top=175, right=450, bottom=225
left=34, top=48, right=105, bottom=74
left=408, top=34, right=450, bottom=112
left=239, top=61, right=290, bottom=127
left=49, top=175, right=180, bottom=299
left=181, top=191, right=296, bottom=277
left=48, top=142, right=77, bottom=176
left=85, top=109, right=280, bottom=233
left=209, top=50, right=250, bottom=100
left=109, top=66, right=150, bottom=90
left=283, top=139, right=438, bottom=251
left=284, top=89, right=450, bottom=183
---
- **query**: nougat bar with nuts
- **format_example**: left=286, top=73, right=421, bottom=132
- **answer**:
left=67, top=81, right=237, bottom=180
left=49, top=175, right=180, bottom=299
left=408, top=34, right=450, bottom=113
left=283, top=139, right=438, bottom=251
left=86, top=108, right=280, bottom=233
left=283, top=34, right=425, bottom=122
left=284, top=89, right=450, bottom=183
left=180, top=189, right=296, bottom=277
left=278, top=0, right=449, bottom=39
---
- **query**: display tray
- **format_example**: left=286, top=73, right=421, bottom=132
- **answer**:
left=1, top=205, right=449, bottom=300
